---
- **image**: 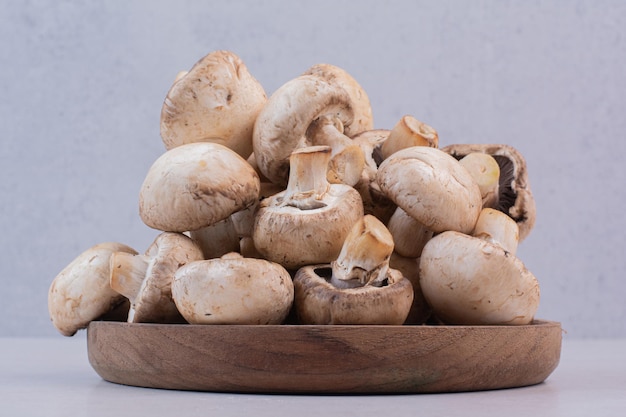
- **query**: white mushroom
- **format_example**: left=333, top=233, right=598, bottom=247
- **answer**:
left=252, top=75, right=355, bottom=185
left=443, top=143, right=537, bottom=241
left=458, top=152, right=501, bottom=209
left=160, top=50, right=267, bottom=159
left=386, top=207, right=433, bottom=259
left=302, top=63, right=374, bottom=136
left=109, top=232, right=204, bottom=323
left=253, top=146, right=364, bottom=269
left=379, top=115, right=439, bottom=160
left=139, top=142, right=260, bottom=233
left=376, top=146, right=482, bottom=234
left=48, top=242, right=137, bottom=336
left=171, top=253, right=294, bottom=325
left=293, top=215, right=414, bottom=325
left=419, top=230, right=539, bottom=325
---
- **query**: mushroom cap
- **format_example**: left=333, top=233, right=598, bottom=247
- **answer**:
left=442, top=143, right=536, bottom=241
left=252, top=75, right=354, bottom=185
left=293, top=265, right=414, bottom=325
left=389, top=253, right=431, bottom=325
left=129, top=232, right=204, bottom=323
left=376, top=146, right=482, bottom=234
left=160, top=50, right=267, bottom=159
left=48, top=242, right=137, bottom=336
left=139, top=142, right=260, bottom=232
left=419, top=231, right=540, bottom=325
left=302, top=63, right=374, bottom=136
left=171, top=255, right=294, bottom=325
left=252, top=184, right=364, bottom=269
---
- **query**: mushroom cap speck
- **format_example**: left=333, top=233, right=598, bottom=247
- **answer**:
left=139, top=142, right=260, bottom=233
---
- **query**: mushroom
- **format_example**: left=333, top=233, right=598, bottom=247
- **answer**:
left=376, top=146, right=482, bottom=234
left=351, top=129, right=397, bottom=223
left=293, top=215, right=414, bottom=325
left=306, top=114, right=365, bottom=186
left=389, top=252, right=431, bottom=325
left=442, top=143, right=536, bottom=241
left=379, top=115, right=439, bottom=161
left=386, top=207, right=433, bottom=258
left=48, top=242, right=137, bottom=336
left=252, top=74, right=355, bottom=186
left=160, top=50, right=267, bottom=159
left=458, top=152, right=501, bottom=209
left=189, top=217, right=240, bottom=259
left=171, top=253, right=294, bottom=325
left=109, top=232, right=204, bottom=323
left=418, top=213, right=539, bottom=325
left=139, top=142, right=260, bottom=233
left=253, top=146, right=364, bottom=269
left=302, top=63, right=374, bottom=136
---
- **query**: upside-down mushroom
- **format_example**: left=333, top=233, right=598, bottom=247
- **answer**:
left=293, top=215, right=414, bottom=325
left=252, top=146, right=363, bottom=269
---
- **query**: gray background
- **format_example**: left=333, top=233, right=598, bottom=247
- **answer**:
left=2, top=0, right=625, bottom=338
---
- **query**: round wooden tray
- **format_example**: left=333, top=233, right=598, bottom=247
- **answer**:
left=87, top=320, right=561, bottom=394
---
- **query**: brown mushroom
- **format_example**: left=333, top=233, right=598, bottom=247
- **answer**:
left=293, top=215, right=414, bottom=325
left=442, top=143, right=536, bottom=241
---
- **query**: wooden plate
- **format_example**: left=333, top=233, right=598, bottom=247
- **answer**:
left=87, top=320, right=561, bottom=394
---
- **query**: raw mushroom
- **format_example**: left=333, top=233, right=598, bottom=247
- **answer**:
left=160, top=50, right=267, bottom=159
left=139, top=142, right=260, bottom=233
left=171, top=253, right=294, bottom=325
left=419, top=225, right=539, bottom=325
left=386, top=207, right=433, bottom=258
left=443, top=143, right=536, bottom=241
left=458, top=152, right=501, bottom=209
left=351, top=129, right=397, bottom=223
left=253, top=146, right=364, bottom=269
left=379, top=115, right=439, bottom=160
left=302, top=63, right=374, bottom=136
left=376, top=146, right=482, bottom=234
left=189, top=217, right=240, bottom=259
left=109, top=232, right=204, bottom=323
left=293, top=215, right=414, bottom=325
left=306, top=114, right=365, bottom=186
left=48, top=242, right=137, bottom=336
left=252, top=75, right=355, bottom=186
left=389, top=252, right=432, bottom=325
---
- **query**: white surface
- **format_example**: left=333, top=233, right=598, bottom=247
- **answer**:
left=2, top=1, right=626, bottom=338
left=1, top=335, right=625, bottom=417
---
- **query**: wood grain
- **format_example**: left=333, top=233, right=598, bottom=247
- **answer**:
left=87, top=320, right=561, bottom=394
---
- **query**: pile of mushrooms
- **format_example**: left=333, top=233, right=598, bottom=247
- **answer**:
left=49, top=50, right=541, bottom=336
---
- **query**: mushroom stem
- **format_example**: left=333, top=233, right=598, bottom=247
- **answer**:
left=330, top=215, right=395, bottom=288
left=109, top=252, right=150, bottom=301
left=279, top=146, right=332, bottom=210
left=472, top=208, right=519, bottom=255
left=307, top=115, right=365, bottom=186
left=380, top=115, right=438, bottom=160
left=459, top=153, right=501, bottom=208
left=190, top=217, right=239, bottom=259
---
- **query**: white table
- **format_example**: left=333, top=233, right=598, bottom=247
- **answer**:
left=1, top=335, right=624, bottom=416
